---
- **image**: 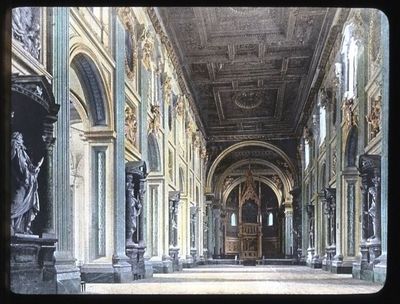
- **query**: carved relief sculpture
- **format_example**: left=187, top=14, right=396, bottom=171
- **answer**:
left=331, top=151, right=337, bottom=177
left=11, top=132, right=43, bottom=235
left=341, top=97, right=358, bottom=128
left=303, top=126, right=312, bottom=143
left=162, top=75, right=172, bottom=105
left=125, top=105, right=138, bottom=146
left=12, top=7, right=41, bottom=61
left=175, top=95, right=185, bottom=116
left=149, top=104, right=161, bottom=135
left=193, top=133, right=201, bottom=148
left=200, top=146, right=208, bottom=159
left=140, top=27, right=154, bottom=71
left=365, top=95, right=381, bottom=139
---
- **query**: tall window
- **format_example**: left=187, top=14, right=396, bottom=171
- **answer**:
left=342, top=24, right=359, bottom=99
left=230, top=213, right=237, bottom=226
left=267, top=212, right=273, bottom=226
left=319, top=105, right=326, bottom=145
left=305, top=141, right=310, bottom=168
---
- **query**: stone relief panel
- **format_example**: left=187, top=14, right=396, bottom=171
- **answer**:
left=366, top=95, right=381, bottom=141
left=12, top=7, right=41, bottom=61
left=125, top=104, right=138, bottom=148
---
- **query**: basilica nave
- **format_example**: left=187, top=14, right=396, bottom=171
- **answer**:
left=4, top=6, right=389, bottom=295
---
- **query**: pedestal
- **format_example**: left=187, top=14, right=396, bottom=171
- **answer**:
left=144, top=257, right=154, bottom=278
left=169, top=247, right=181, bottom=271
left=10, top=234, right=57, bottom=294
left=311, top=255, right=322, bottom=268
left=126, top=243, right=146, bottom=280
left=306, top=248, right=315, bottom=267
left=373, top=253, right=387, bottom=284
left=331, top=255, right=353, bottom=274
left=183, top=254, right=194, bottom=268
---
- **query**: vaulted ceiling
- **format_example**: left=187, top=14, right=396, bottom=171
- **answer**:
left=158, top=7, right=337, bottom=143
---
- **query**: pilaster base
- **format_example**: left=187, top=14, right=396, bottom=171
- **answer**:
left=144, top=258, right=153, bottom=278
left=54, top=255, right=81, bottom=294
left=197, top=256, right=206, bottom=265
left=373, top=263, right=386, bottom=284
left=331, top=258, right=352, bottom=274
left=81, top=263, right=115, bottom=283
left=113, top=254, right=133, bottom=283
left=311, top=255, right=322, bottom=268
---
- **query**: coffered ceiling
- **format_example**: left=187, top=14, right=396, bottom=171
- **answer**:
left=158, top=7, right=337, bottom=142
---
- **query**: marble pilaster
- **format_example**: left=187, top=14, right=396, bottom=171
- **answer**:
left=52, top=7, right=81, bottom=293
left=112, top=15, right=131, bottom=283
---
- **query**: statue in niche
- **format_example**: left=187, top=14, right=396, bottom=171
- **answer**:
left=170, top=202, right=178, bottom=230
left=11, top=132, right=43, bottom=235
left=125, top=106, right=137, bottom=146
left=365, top=96, right=381, bottom=139
left=309, top=218, right=314, bottom=248
left=12, top=7, right=41, bottom=60
left=126, top=174, right=143, bottom=244
left=341, top=97, right=358, bottom=128
left=149, top=104, right=161, bottom=135
left=367, top=186, right=377, bottom=241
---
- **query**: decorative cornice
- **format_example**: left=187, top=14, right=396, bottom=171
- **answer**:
left=146, top=7, right=206, bottom=138
left=296, top=8, right=350, bottom=137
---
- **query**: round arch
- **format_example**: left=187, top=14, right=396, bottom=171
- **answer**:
left=344, top=126, right=358, bottom=168
left=69, top=41, right=112, bottom=128
left=206, top=141, right=297, bottom=192
left=215, top=158, right=292, bottom=201
left=222, top=176, right=283, bottom=207
left=148, top=133, right=161, bottom=172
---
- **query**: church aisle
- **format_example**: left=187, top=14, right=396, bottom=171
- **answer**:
left=85, top=265, right=382, bottom=295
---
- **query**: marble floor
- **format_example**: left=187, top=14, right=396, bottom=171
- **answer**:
left=85, top=264, right=383, bottom=295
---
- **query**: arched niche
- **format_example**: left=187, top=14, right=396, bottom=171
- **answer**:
left=148, top=133, right=161, bottom=172
left=345, top=126, right=358, bottom=168
left=70, top=53, right=108, bottom=126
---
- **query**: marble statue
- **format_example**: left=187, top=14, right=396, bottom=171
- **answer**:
left=126, top=174, right=142, bottom=243
left=367, top=186, right=377, bottom=241
left=11, top=132, right=43, bottom=235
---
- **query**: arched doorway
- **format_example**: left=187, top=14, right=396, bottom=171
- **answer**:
left=69, top=52, right=112, bottom=272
